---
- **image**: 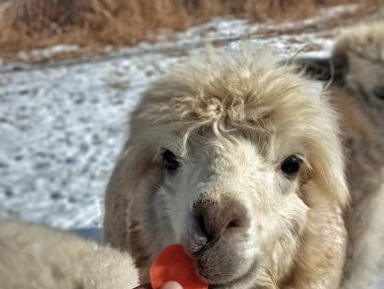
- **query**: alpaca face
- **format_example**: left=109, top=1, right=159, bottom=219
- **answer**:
left=152, top=133, right=309, bottom=287
left=105, top=49, right=348, bottom=289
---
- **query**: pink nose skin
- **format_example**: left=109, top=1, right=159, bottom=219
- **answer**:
left=192, top=196, right=250, bottom=243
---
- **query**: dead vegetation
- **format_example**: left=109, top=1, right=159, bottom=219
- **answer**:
left=0, top=0, right=381, bottom=57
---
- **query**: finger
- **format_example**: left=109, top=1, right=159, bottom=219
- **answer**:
left=161, top=281, right=183, bottom=289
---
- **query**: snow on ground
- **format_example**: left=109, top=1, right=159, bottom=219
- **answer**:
left=0, top=52, right=180, bottom=237
left=0, top=6, right=381, bottom=240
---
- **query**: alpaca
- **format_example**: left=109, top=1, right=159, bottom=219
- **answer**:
left=0, top=22, right=381, bottom=289
left=295, top=21, right=384, bottom=289
left=0, top=218, right=139, bottom=289
left=104, top=47, right=349, bottom=289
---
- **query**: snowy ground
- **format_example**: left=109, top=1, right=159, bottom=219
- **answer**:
left=0, top=5, right=382, bottom=241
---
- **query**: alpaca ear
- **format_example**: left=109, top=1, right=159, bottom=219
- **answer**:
left=292, top=178, right=347, bottom=288
left=297, top=57, right=333, bottom=81
left=295, top=56, right=346, bottom=85
left=307, top=131, right=349, bottom=208
left=290, top=123, right=349, bottom=288
left=103, top=142, right=156, bottom=248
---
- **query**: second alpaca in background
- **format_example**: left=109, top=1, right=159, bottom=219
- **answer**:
left=297, top=21, right=384, bottom=289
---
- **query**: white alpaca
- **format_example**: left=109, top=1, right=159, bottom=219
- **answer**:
left=104, top=47, right=348, bottom=289
left=0, top=218, right=139, bottom=289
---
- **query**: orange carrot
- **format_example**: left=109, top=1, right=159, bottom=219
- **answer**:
left=150, top=244, right=208, bottom=289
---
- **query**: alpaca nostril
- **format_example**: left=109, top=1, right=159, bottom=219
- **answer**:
left=227, top=219, right=241, bottom=229
left=195, top=215, right=214, bottom=243
left=196, top=215, right=205, bottom=234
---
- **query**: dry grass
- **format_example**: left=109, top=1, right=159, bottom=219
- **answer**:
left=0, top=0, right=381, bottom=57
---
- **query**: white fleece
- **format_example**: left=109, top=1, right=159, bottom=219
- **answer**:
left=0, top=218, right=139, bottom=289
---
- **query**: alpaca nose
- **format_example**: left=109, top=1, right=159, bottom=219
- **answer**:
left=192, top=197, right=249, bottom=242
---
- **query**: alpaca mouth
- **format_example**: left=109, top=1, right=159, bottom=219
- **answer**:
left=184, top=233, right=256, bottom=287
left=192, top=250, right=259, bottom=289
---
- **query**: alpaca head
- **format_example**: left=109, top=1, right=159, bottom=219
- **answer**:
left=296, top=21, right=384, bottom=131
left=333, top=22, right=384, bottom=107
left=104, top=49, right=348, bottom=288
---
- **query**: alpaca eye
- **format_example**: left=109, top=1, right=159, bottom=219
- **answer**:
left=281, top=155, right=303, bottom=177
left=162, top=150, right=180, bottom=172
left=373, top=86, right=384, bottom=101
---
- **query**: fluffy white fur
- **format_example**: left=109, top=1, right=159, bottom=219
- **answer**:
left=296, top=21, right=384, bottom=289
left=0, top=218, right=139, bottom=289
left=104, top=47, right=348, bottom=289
